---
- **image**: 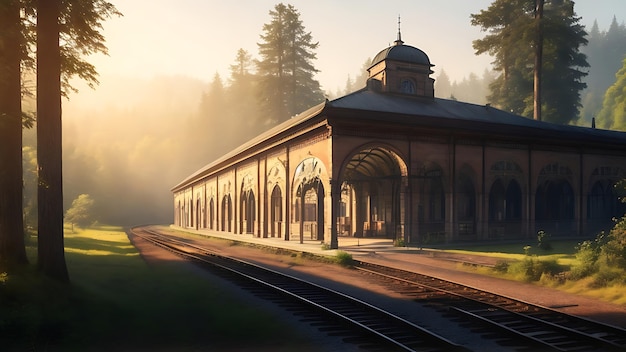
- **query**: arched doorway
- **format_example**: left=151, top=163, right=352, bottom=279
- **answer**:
left=456, top=170, right=477, bottom=239
left=293, top=157, right=329, bottom=243
left=587, top=167, right=626, bottom=233
left=221, top=194, right=232, bottom=232
left=240, top=189, right=255, bottom=234
left=416, top=164, right=445, bottom=243
left=489, top=178, right=522, bottom=238
left=270, top=185, right=283, bottom=237
left=488, top=161, right=524, bottom=238
left=296, top=179, right=324, bottom=241
left=535, top=163, right=575, bottom=236
left=196, top=199, right=201, bottom=230
left=209, top=198, right=215, bottom=230
left=339, top=146, right=407, bottom=242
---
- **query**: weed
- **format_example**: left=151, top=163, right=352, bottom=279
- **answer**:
left=508, top=257, right=562, bottom=282
left=537, top=230, right=552, bottom=251
left=393, top=238, right=405, bottom=247
left=493, top=260, right=509, bottom=273
left=335, top=251, right=354, bottom=267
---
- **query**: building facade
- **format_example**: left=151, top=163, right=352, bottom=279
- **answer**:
left=172, top=38, right=626, bottom=249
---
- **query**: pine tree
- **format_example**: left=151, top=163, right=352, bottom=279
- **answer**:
left=228, top=49, right=261, bottom=135
left=434, top=69, right=452, bottom=99
left=0, top=0, right=29, bottom=268
left=34, top=0, right=120, bottom=281
left=256, top=3, right=323, bottom=123
left=471, top=0, right=588, bottom=124
left=37, top=0, right=69, bottom=282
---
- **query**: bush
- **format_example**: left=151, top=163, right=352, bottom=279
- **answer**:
left=493, top=260, right=509, bottom=273
left=320, top=242, right=331, bottom=250
left=393, top=238, right=405, bottom=247
left=600, top=216, right=626, bottom=270
left=537, top=230, right=552, bottom=251
left=335, top=251, right=354, bottom=267
left=509, top=257, right=562, bottom=282
left=591, top=267, right=624, bottom=288
left=571, top=236, right=603, bottom=279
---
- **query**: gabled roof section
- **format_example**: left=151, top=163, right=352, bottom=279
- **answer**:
left=171, top=101, right=328, bottom=191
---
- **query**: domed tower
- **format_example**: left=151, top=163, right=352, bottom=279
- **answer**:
left=367, top=26, right=435, bottom=99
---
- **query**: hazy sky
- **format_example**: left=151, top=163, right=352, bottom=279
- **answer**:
left=86, top=0, right=625, bottom=95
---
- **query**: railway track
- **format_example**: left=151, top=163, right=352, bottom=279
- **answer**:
left=356, top=261, right=626, bottom=352
left=129, top=226, right=469, bottom=352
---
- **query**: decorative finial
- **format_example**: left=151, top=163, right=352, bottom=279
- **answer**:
left=395, top=15, right=404, bottom=46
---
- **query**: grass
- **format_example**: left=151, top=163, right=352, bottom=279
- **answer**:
left=439, top=239, right=626, bottom=305
left=1, top=226, right=318, bottom=351
left=439, top=239, right=579, bottom=266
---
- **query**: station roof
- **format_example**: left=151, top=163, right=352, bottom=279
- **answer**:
left=172, top=87, right=626, bottom=191
left=327, top=88, right=626, bottom=146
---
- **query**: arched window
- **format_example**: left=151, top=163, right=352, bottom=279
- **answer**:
left=400, top=79, right=415, bottom=94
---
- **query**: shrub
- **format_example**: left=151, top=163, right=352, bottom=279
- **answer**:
left=509, top=257, right=562, bottom=282
left=335, top=251, right=354, bottom=267
left=600, top=216, right=626, bottom=270
left=320, top=242, right=331, bottom=250
left=493, top=260, right=509, bottom=273
left=591, top=267, right=624, bottom=288
left=393, top=238, right=405, bottom=247
left=537, top=230, right=552, bottom=251
left=571, top=236, right=603, bottom=279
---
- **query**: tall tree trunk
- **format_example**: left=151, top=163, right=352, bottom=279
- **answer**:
left=0, top=0, right=28, bottom=268
left=534, top=0, right=544, bottom=121
left=37, top=0, right=69, bottom=282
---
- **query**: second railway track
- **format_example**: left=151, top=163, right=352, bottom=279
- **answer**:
left=130, top=226, right=626, bottom=352
left=355, top=261, right=626, bottom=352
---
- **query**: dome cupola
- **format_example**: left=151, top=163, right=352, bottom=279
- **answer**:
left=367, top=20, right=435, bottom=98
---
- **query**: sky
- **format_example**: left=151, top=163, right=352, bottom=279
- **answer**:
left=83, top=0, right=625, bottom=97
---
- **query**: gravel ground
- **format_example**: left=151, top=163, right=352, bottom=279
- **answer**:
left=129, top=226, right=626, bottom=351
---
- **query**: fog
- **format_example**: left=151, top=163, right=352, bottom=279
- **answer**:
left=58, top=75, right=239, bottom=226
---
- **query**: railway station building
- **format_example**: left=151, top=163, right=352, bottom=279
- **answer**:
left=172, top=36, right=626, bottom=249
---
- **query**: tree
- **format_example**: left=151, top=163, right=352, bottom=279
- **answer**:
left=256, top=3, right=324, bottom=123
left=581, top=17, right=626, bottom=127
left=596, top=58, right=626, bottom=131
left=34, top=0, right=119, bottom=281
left=37, top=0, right=69, bottom=282
left=434, top=69, right=453, bottom=99
left=65, top=194, right=95, bottom=231
left=227, top=49, right=262, bottom=135
left=0, top=0, right=29, bottom=268
left=0, top=1, right=119, bottom=276
left=471, top=0, right=588, bottom=124
left=229, top=48, right=254, bottom=81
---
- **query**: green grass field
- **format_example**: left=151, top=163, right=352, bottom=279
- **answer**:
left=1, top=226, right=317, bottom=351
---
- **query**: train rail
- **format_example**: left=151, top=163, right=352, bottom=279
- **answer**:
left=355, top=261, right=626, bottom=352
left=129, top=226, right=469, bottom=352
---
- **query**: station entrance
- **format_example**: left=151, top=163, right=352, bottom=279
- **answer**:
left=338, top=146, right=407, bottom=240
